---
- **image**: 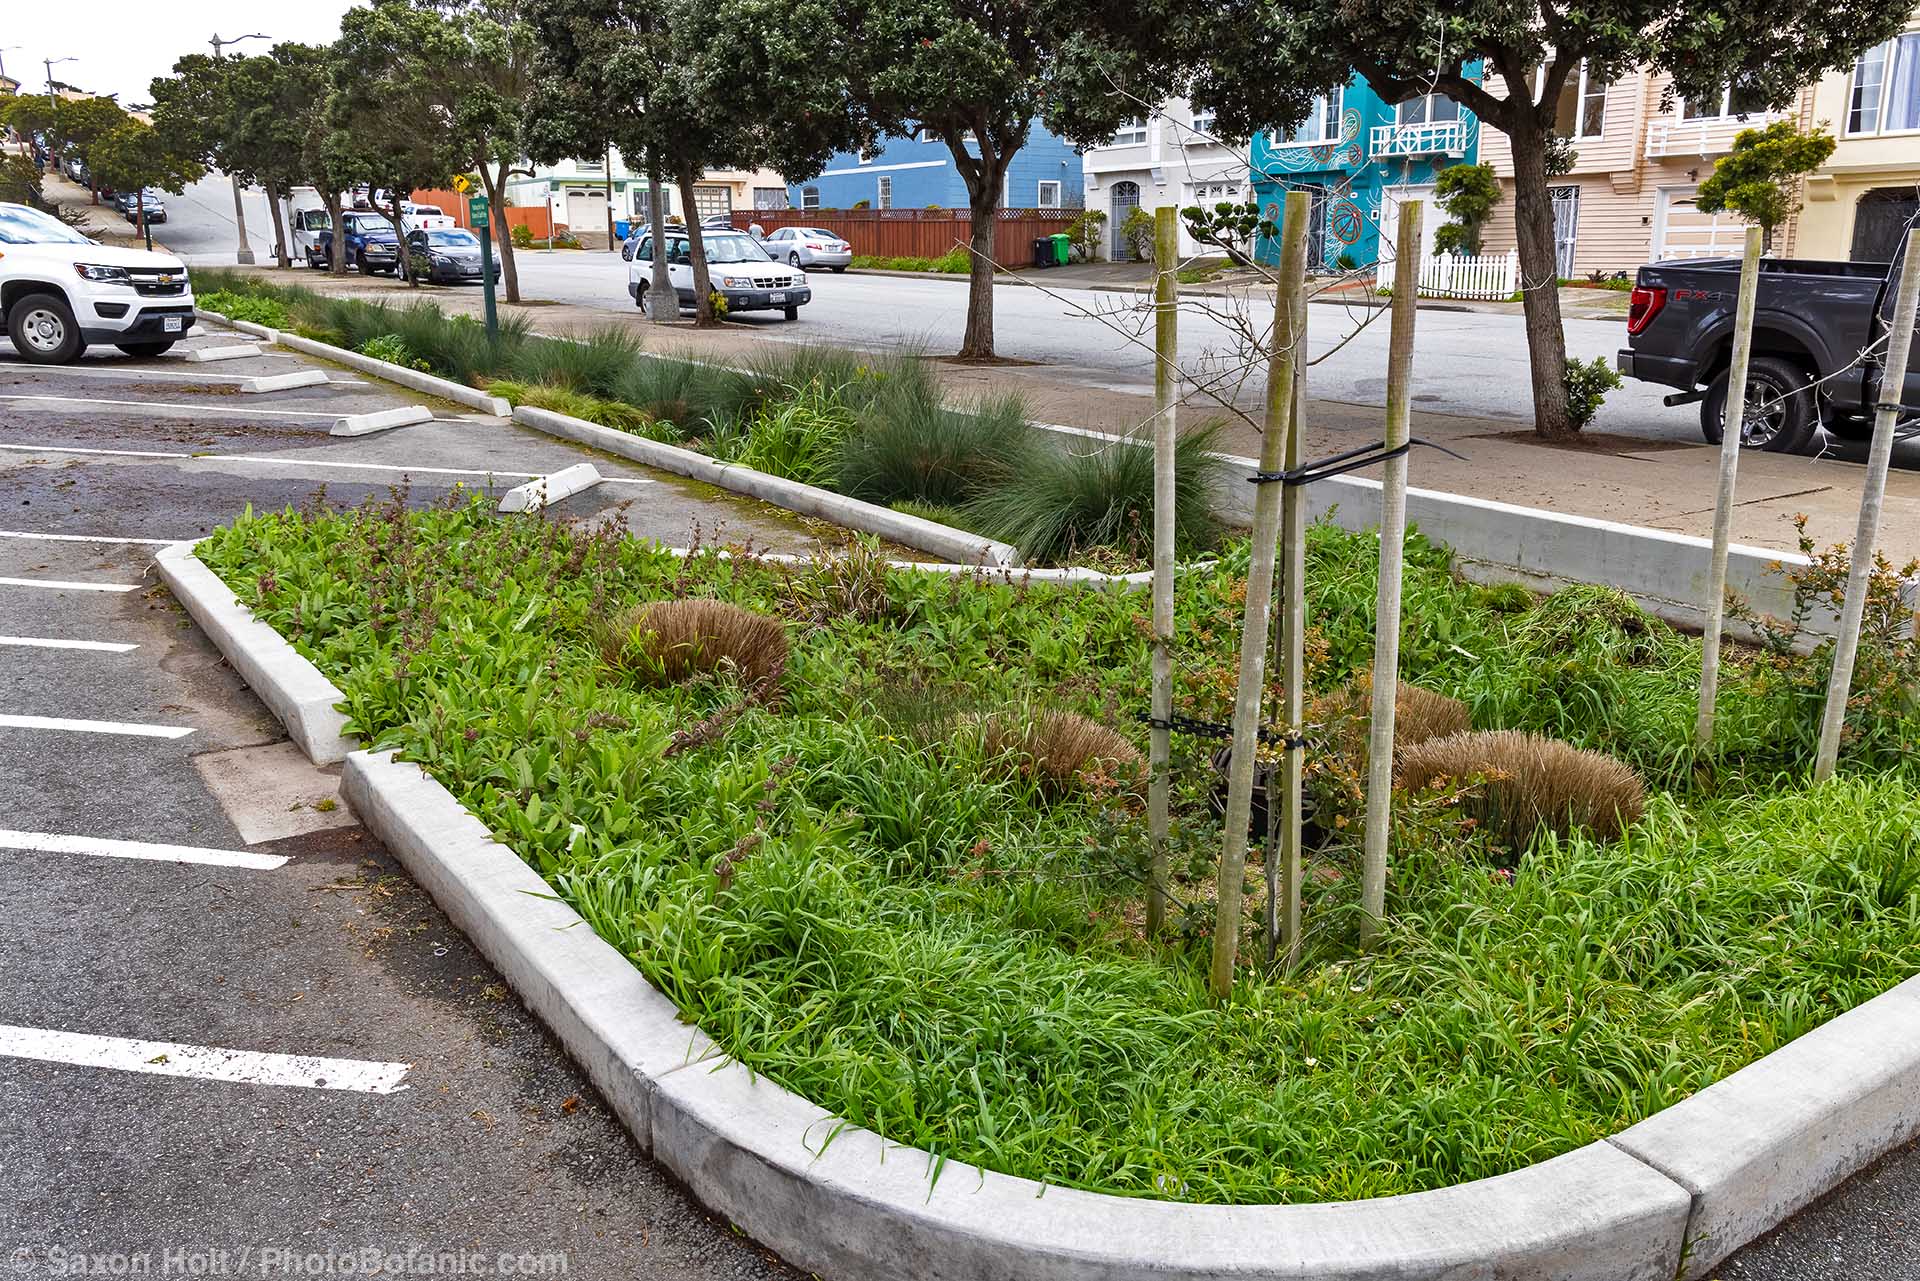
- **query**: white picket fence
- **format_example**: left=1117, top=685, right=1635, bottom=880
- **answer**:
left=1375, top=249, right=1519, bottom=301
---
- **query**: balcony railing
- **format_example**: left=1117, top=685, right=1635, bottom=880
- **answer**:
left=1369, top=120, right=1469, bottom=159
left=1645, top=115, right=1777, bottom=159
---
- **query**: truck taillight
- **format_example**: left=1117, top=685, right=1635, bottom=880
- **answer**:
left=1627, top=285, right=1667, bottom=335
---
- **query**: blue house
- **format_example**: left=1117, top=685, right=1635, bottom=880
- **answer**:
left=790, top=124, right=1083, bottom=212
left=1251, top=70, right=1484, bottom=271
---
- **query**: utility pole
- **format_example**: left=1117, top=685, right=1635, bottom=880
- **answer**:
left=42, top=57, right=75, bottom=175
left=210, top=33, right=269, bottom=266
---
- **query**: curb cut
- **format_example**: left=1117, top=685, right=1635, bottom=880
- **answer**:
left=511, top=403, right=1021, bottom=568
left=152, top=542, right=354, bottom=764
left=176, top=541, right=1920, bottom=1281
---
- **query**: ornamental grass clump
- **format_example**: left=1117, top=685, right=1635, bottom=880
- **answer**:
left=1315, top=677, right=1471, bottom=760
left=598, top=599, right=788, bottom=690
left=978, top=710, right=1143, bottom=796
left=1396, top=729, right=1646, bottom=847
left=835, top=376, right=1036, bottom=508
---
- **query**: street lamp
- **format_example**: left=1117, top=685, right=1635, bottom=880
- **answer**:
left=42, top=57, right=76, bottom=175
left=211, top=33, right=269, bottom=266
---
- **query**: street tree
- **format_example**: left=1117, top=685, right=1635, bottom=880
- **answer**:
left=87, top=118, right=206, bottom=241
left=1156, top=0, right=1914, bottom=438
left=848, top=0, right=1174, bottom=359
left=330, top=0, right=468, bottom=285
left=1431, top=163, right=1501, bottom=257
left=52, top=96, right=130, bottom=203
left=1695, top=120, right=1836, bottom=254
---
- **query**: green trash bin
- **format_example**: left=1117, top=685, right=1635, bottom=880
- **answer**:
left=1050, top=232, right=1072, bottom=266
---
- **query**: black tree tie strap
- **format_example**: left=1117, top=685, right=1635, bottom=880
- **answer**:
left=1247, top=436, right=1466, bottom=488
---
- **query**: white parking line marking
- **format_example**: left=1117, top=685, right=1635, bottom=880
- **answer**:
left=0, top=442, right=653, bottom=484
left=0, top=394, right=337, bottom=419
left=0, top=829, right=284, bottom=869
left=0, top=636, right=139, bottom=653
left=0, top=714, right=193, bottom=739
left=0, top=529, right=179, bottom=546
left=0, top=1025, right=410, bottom=1094
left=10, top=365, right=362, bottom=386
left=0, top=576, right=140, bottom=593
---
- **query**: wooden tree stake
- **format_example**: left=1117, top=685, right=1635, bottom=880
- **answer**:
left=1146, top=206, right=1179, bottom=938
left=1696, top=224, right=1764, bottom=751
left=1358, top=200, right=1421, bottom=946
left=1209, top=190, right=1308, bottom=1001
left=1815, top=228, right=1920, bottom=781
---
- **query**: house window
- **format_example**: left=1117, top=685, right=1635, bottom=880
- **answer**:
left=1680, top=84, right=1770, bottom=120
left=631, top=186, right=671, bottom=219
left=1282, top=89, right=1343, bottom=144
left=1542, top=60, right=1607, bottom=139
left=1036, top=180, right=1062, bottom=209
left=1190, top=109, right=1216, bottom=138
left=1397, top=93, right=1459, bottom=125
left=877, top=176, right=893, bottom=209
left=576, top=157, right=606, bottom=176
left=1111, top=119, right=1149, bottom=146
left=801, top=186, right=820, bottom=211
left=753, top=187, right=788, bottom=210
left=1848, top=32, right=1920, bottom=135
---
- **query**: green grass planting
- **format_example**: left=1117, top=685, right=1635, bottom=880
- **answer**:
left=200, top=495, right=1920, bottom=1207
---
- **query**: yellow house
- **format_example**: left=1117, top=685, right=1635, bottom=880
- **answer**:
left=1795, top=12, right=1920, bottom=261
left=1477, top=64, right=1787, bottom=276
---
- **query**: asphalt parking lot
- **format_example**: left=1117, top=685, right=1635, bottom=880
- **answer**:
left=0, top=322, right=807, bottom=1279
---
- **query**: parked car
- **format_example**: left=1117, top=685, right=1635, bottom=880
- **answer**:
left=623, top=229, right=810, bottom=320
left=1618, top=249, right=1920, bottom=453
left=0, top=200, right=195, bottom=362
left=115, top=190, right=168, bottom=223
left=405, top=227, right=500, bottom=284
left=761, top=226, right=851, bottom=272
left=699, top=213, right=736, bottom=231
left=304, top=210, right=402, bottom=274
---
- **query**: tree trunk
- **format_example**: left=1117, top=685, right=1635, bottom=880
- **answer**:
left=955, top=178, right=1003, bottom=360
left=1508, top=119, right=1573, bottom=439
left=646, top=165, right=675, bottom=324
left=388, top=189, right=415, bottom=288
left=676, top=163, right=716, bottom=327
left=481, top=161, right=520, bottom=304
left=263, top=179, right=291, bottom=268
left=325, top=192, right=347, bottom=276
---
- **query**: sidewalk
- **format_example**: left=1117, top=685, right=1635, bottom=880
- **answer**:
left=219, top=264, right=1920, bottom=568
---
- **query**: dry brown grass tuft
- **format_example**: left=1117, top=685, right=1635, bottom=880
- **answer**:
left=1313, top=677, right=1471, bottom=760
left=1395, top=730, right=1646, bottom=845
left=979, top=710, right=1143, bottom=796
left=599, top=599, right=788, bottom=689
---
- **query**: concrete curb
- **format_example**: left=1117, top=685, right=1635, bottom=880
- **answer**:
left=499, top=463, right=603, bottom=513
left=657, top=543, right=1198, bottom=592
left=512, top=404, right=1022, bottom=568
left=185, top=343, right=262, bottom=363
left=242, top=369, right=329, bottom=394
left=152, top=542, right=353, bottom=765
left=272, top=331, right=513, bottom=417
left=194, top=308, right=278, bottom=343
left=189, top=549, right=1920, bottom=1281
left=332, top=405, right=435, bottom=437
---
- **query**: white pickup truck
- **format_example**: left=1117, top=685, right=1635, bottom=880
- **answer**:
left=0, top=201, right=195, bottom=363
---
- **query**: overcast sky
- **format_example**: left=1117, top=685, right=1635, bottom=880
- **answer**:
left=4, top=2, right=361, bottom=105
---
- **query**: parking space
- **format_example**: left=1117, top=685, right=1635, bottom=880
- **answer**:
left=0, top=323, right=806, bottom=1278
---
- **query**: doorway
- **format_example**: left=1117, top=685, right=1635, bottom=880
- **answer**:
left=1851, top=187, right=1920, bottom=262
left=1549, top=186, right=1580, bottom=276
left=1110, top=180, right=1141, bottom=260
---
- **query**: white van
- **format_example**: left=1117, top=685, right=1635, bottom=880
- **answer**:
left=623, top=229, right=810, bottom=320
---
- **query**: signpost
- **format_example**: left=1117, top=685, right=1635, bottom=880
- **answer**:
left=468, top=191, right=498, bottom=343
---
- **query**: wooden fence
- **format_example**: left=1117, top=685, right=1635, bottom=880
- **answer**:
left=728, top=207, right=1081, bottom=264
left=412, top=187, right=555, bottom=239
left=1375, top=249, right=1520, bottom=301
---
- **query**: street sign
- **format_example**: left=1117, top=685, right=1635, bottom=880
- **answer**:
left=467, top=193, right=489, bottom=225
left=452, top=174, right=471, bottom=195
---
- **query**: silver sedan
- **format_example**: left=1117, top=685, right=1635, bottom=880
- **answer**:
left=761, top=226, right=853, bottom=272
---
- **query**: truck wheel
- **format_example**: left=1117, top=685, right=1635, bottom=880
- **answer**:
left=6, top=292, right=84, bottom=364
left=1700, top=356, right=1816, bottom=454
left=357, top=252, right=374, bottom=276
left=115, top=341, right=175, bottom=358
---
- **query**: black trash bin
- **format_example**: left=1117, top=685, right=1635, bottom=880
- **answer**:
left=1032, top=237, right=1053, bottom=268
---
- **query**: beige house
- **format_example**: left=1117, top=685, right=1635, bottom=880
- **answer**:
left=1478, top=66, right=1789, bottom=275
left=1794, top=12, right=1920, bottom=261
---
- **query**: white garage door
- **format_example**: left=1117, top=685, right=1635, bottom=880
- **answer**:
left=564, top=189, right=603, bottom=234
left=1654, top=188, right=1748, bottom=259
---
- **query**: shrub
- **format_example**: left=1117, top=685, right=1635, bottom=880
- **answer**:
left=1395, top=730, right=1646, bottom=847
left=1065, top=209, right=1107, bottom=262
left=1120, top=207, right=1156, bottom=262
left=1564, top=355, right=1623, bottom=430
left=962, top=419, right=1228, bottom=563
left=710, top=378, right=859, bottom=487
left=780, top=534, right=904, bottom=625
left=835, top=379, right=1036, bottom=508
left=598, top=599, right=788, bottom=689
left=509, top=223, right=534, bottom=249
left=977, top=710, right=1142, bottom=796
left=196, top=289, right=289, bottom=330
left=851, top=198, right=871, bottom=209
left=356, top=333, right=431, bottom=371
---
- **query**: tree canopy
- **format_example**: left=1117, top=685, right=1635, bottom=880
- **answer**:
left=1696, top=121, right=1836, bottom=251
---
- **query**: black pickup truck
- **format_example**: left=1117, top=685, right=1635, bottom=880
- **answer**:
left=1617, top=251, right=1918, bottom=453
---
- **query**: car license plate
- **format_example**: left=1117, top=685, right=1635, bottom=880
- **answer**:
left=162, top=316, right=183, bottom=333
left=769, top=292, right=786, bottom=303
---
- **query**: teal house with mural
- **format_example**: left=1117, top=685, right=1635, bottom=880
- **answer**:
left=1251, top=68, right=1485, bottom=271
